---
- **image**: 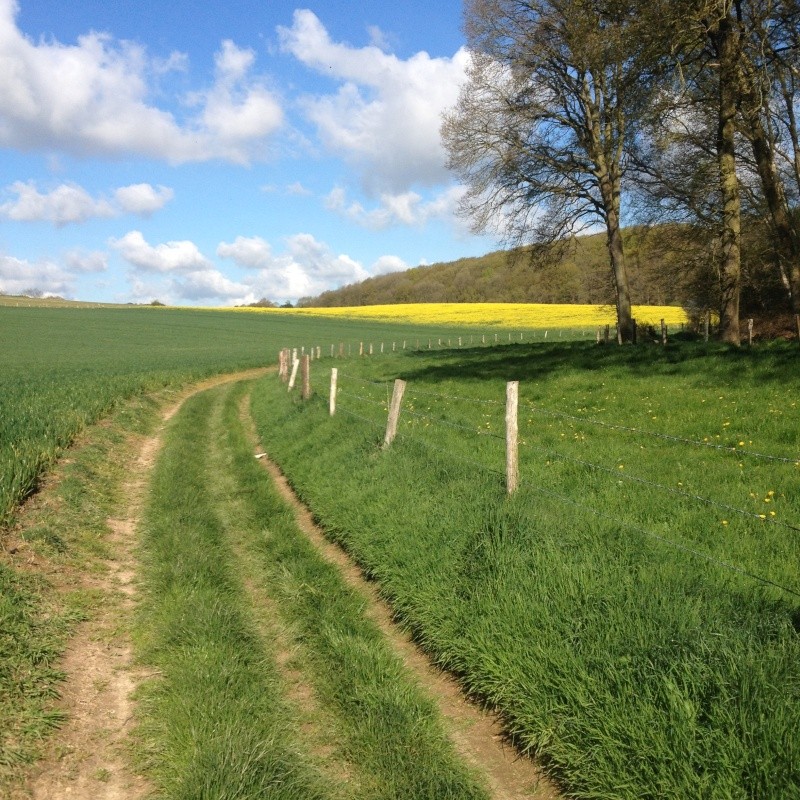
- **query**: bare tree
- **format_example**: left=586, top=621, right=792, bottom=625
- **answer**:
left=442, top=0, right=658, bottom=342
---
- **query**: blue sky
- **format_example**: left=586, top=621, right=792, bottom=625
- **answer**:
left=0, top=0, right=497, bottom=305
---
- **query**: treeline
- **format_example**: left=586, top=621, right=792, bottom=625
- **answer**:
left=300, top=222, right=788, bottom=319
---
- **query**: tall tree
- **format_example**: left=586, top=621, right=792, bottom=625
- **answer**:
left=442, top=0, right=656, bottom=342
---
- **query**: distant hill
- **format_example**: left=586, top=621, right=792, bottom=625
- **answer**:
left=299, top=227, right=695, bottom=309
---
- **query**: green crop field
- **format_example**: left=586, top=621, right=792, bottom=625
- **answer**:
left=2, top=304, right=799, bottom=798
left=0, top=305, right=497, bottom=527
left=251, top=339, right=800, bottom=799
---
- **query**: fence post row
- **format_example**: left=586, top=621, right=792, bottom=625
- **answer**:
left=506, top=381, right=519, bottom=495
left=383, top=379, right=407, bottom=449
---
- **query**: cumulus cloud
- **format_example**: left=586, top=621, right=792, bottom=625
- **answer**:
left=325, top=185, right=466, bottom=229
left=279, top=10, right=470, bottom=193
left=114, top=230, right=406, bottom=306
left=64, top=248, right=108, bottom=273
left=371, top=254, right=408, bottom=275
left=0, top=180, right=114, bottom=225
left=0, top=180, right=174, bottom=225
left=216, top=235, right=273, bottom=269
left=113, top=183, right=174, bottom=215
left=218, top=231, right=373, bottom=303
left=0, top=253, right=72, bottom=296
left=0, top=3, right=282, bottom=163
left=111, top=230, right=211, bottom=272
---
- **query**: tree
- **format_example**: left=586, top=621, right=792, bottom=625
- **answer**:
left=442, top=0, right=659, bottom=341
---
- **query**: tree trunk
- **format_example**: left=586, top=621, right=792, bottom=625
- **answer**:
left=606, top=210, right=633, bottom=342
left=599, top=169, right=634, bottom=342
left=713, top=10, right=742, bottom=346
left=746, top=110, right=800, bottom=313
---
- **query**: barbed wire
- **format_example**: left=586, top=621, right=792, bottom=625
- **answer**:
left=338, top=406, right=385, bottom=430
left=523, top=402, right=799, bottom=465
left=402, top=407, right=506, bottom=441
left=337, top=371, right=391, bottom=389
left=396, top=428, right=506, bottom=477
left=519, top=440, right=800, bottom=533
left=338, top=389, right=388, bottom=408
left=407, top=384, right=502, bottom=406
left=521, top=480, right=800, bottom=599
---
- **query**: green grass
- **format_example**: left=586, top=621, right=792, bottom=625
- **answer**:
left=134, top=379, right=489, bottom=799
left=250, top=338, right=800, bottom=799
left=0, top=305, right=545, bottom=528
left=0, top=391, right=163, bottom=790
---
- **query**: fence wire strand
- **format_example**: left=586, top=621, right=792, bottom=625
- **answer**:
left=519, top=440, right=800, bottom=533
left=524, top=402, right=799, bottom=465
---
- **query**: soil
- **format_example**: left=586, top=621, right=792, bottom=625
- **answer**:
left=11, top=369, right=559, bottom=800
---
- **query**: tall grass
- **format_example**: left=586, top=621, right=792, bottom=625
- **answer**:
left=135, top=380, right=489, bottom=799
left=250, top=339, right=800, bottom=799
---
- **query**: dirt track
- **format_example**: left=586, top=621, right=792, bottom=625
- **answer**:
left=14, top=369, right=556, bottom=800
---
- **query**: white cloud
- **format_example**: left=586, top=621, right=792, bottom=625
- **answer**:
left=217, top=231, right=370, bottom=303
left=371, top=255, right=408, bottom=275
left=279, top=10, right=470, bottom=193
left=216, top=235, right=273, bottom=269
left=0, top=180, right=175, bottom=224
left=117, top=230, right=406, bottom=306
left=113, top=183, right=174, bottom=216
left=172, top=268, right=250, bottom=302
left=0, top=253, right=72, bottom=296
left=286, top=181, right=312, bottom=196
left=325, top=185, right=466, bottom=229
left=0, top=3, right=282, bottom=163
left=64, top=248, right=107, bottom=273
left=0, top=180, right=114, bottom=225
left=111, top=230, right=211, bottom=272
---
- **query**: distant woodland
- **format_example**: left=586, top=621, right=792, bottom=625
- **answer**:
left=299, top=224, right=789, bottom=321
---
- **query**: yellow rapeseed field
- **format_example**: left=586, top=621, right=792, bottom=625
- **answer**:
left=226, top=302, right=687, bottom=329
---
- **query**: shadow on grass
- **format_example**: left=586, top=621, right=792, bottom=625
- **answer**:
left=393, top=337, right=800, bottom=386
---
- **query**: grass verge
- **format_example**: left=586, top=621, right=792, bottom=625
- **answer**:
left=249, top=340, right=800, bottom=800
left=134, top=380, right=488, bottom=798
left=0, top=391, right=163, bottom=793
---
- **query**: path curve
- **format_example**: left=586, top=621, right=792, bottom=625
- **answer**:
left=244, top=390, right=559, bottom=800
left=17, top=368, right=268, bottom=800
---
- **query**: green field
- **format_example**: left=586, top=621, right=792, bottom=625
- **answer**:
left=2, top=305, right=799, bottom=798
left=0, top=305, right=504, bottom=527
left=251, top=339, right=800, bottom=799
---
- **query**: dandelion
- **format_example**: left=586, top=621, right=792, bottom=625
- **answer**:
left=738, top=441, right=745, bottom=446
left=721, top=520, right=729, bottom=525
left=759, top=514, right=767, bottom=520
left=769, top=511, right=776, bottom=517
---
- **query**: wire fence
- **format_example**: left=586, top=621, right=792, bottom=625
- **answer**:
left=278, top=353, right=800, bottom=600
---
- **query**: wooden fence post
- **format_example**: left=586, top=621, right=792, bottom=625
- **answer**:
left=506, top=381, right=519, bottom=495
left=301, top=354, right=311, bottom=400
left=704, top=310, right=710, bottom=342
left=748, top=318, right=754, bottom=345
left=329, top=368, right=338, bottom=416
left=661, top=319, right=667, bottom=346
left=383, top=379, right=407, bottom=449
left=288, top=358, right=299, bottom=391
left=795, top=314, right=800, bottom=343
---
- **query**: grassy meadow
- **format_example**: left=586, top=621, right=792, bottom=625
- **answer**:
left=251, top=339, right=800, bottom=799
left=2, top=301, right=797, bottom=798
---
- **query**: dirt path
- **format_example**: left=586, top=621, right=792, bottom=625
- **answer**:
left=15, top=369, right=268, bottom=800
left=243, top=393, right=559, bottom=800
left=15, top=369, right=557, bottom=800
